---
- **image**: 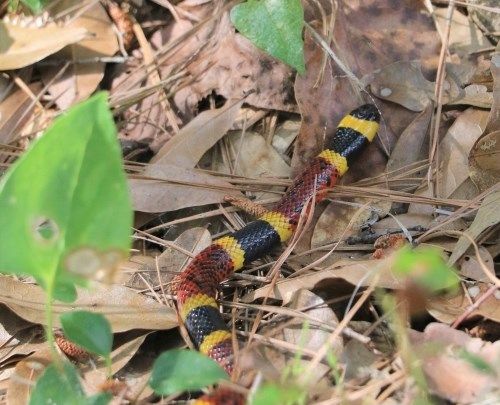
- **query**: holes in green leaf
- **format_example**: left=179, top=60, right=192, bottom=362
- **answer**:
left=32, top=216, right=59, bottom=243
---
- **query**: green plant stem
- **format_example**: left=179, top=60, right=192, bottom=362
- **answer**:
left=44, top=283, right=60, bottom=365
left=105, top=355, right=112, bottom=377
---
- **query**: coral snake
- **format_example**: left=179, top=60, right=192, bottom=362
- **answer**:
left=174, top=104, right=380, bottom=404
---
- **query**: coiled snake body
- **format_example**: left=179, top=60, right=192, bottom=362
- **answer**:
left=175, top=104, right=380, bottom=404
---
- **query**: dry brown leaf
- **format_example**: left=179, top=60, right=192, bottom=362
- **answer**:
left=434, top=7, right=491, bottom=56
left=252, top=290, right=340, bottom=390
left=0, top=21, right=88, bottom=70
left=0, top=83, right=41, bottom=148
left=372, top=213, right=433, bottom=234
left=40, top=0, right=119, bottom=109
left=271, top=119, right=300, bottom=157
left=447, top=84, right=493, bottom=108
left=216, top=131, right=290, bottom=200
left=285, top=290, right=342, bottom=355
left=469, top=130, right=500, bottom=192
left=6, top=348, right=52, bottom=405
left=427, top=283, right=500, bottom=324
left=244, top=255, right=404, bottom=305
left=126, top=227, right=211, bottom=289
left=468, top=0, right=500, bottom=39
left=371, top=61, right=493, bottom=110
left=385, top=105, right=431, bottom=177
left=0, top=276, right=176, bottom=332
left=129, top=164, right=240, bottom=213
left=0, top=306, right=45, bottom=365
left=449, top=190, right=500, bottom=265
left=459, top=247, right=494, bottom=283
left=409, top=323, right=500, bottom=403
left=157, top=9, right=296, bottom=117
left=341, top=339, right=379, bottom=380
left=151, top=100, right=244, bottom=167
left=370, top=61, right=434, bottom=112
left=409, top=108, right=489, bottom=215
left=485, top=52, right=500, bottom=133
left=83, top=333, right=150, bottom=396
left=311, top=202, right=373, bottom=248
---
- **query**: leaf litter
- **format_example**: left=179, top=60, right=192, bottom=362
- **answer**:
left=0, top=0, right=500, bottom=404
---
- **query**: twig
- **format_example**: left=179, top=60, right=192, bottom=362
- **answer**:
left=451, top=284, right=499, bottom=328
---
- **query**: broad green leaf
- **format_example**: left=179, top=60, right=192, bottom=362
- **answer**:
left=60, top=311, right=112, bottom=357
left=251, top=383, right=305, bottom=405
left=30, top=362, right=86, bottom=405
left=230, top=0, right=305, bottom=73
left=393, top=246, right=459, bottom=292
left=0, top=92, right=132, bottom=302
left=149, top=349, right=228, bottom=395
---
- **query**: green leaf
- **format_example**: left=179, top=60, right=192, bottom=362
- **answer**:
left=20, top=0, right=46, bottom=13
left=30, top=362, right=86, bottom=405
left=149, top=349, right=228, bottom=395
left=230, top=0, right=305, bottom=73
left=86, top=393, right=112, bottom=405
left=393, top=246, right=459, bottom=292
left=60, top=311, right=112, bottom=358
left=0, top=92, right=132, bottom=302
left=251, top=383, right=305, bottom=405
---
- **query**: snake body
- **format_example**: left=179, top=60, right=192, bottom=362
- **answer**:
left=175, top=104, right=380, bottom=403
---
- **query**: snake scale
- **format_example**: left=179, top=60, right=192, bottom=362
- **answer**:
left=174, top=104, right=380, bottom=404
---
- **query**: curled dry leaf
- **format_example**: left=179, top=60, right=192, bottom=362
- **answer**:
left=434, top=7, right=492, bottom=56
left=0, top=21, right=88, bottom=70
left=438, top=105, right=488, bottom=197
left=427, top=283, right=500, bottom=324
left=40, top=0, right=119, bottom=109
left=385, top=105, right=431, bottom=178
left=244, top=254, right=404, bottom=305
left=151, top=100, right=244, bottom=167
left=448, top=190, right=500, bottom=265
left=371, top=61, right=493, bottom=111
left=0, top=305, right=45, bottom=364
left=469, top=130, right=500, bottom=192
left=129, top=164, right=240, bottom=213
left=459, top=247, right=494, bottom=283
left=409, top=108, right=489, bottom=214
left=0, top=276, right=176, bottom=332
left=485, top=52, right=500, bottom=133
left=370, top=61, right=434, bottom=112
left=409, top=323, right=500, bottom=403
